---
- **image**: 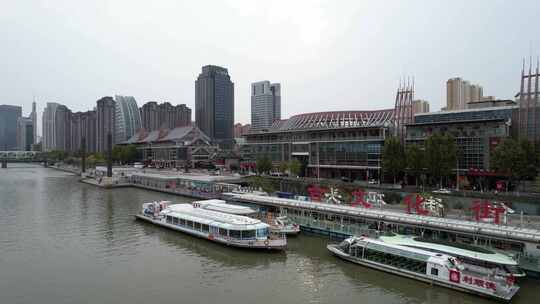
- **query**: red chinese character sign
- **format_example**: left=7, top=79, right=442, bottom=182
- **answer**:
left=404, top=194, right=444, bottom=217
left=350, top=189, right=387, bottom=209
left=307, top=185, right=328, bottom=202
left=461, top=275, right=498, bottom=291
left=351, top=189, right=372, bottom=208
left=404, top=194, right=429, bottom=215
left=470, top=200, right=514, bottom=224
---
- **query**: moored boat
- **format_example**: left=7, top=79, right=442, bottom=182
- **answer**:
left=328, top=236, right=519, bottom=301
left=268, top=216, right=301, bottom=235
left=195, top=199, right=301, bottom=235
left=379, top=234, right=526, bottom=279
left=135, top=201, right=286, bottom=250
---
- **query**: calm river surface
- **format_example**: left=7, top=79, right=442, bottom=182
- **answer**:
left=0, top=164, right=537, bottom=304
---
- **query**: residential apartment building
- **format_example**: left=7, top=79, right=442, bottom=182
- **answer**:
left=140, top=101, right=191, bottom=131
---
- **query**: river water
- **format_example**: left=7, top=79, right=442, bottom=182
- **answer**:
left=0, top=164, right=536, bottom=304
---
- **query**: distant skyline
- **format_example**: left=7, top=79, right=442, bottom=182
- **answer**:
left=2, top=0, right=540, bottom=132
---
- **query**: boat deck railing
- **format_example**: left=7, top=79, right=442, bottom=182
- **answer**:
left=230, top=194, right=540, bottom=243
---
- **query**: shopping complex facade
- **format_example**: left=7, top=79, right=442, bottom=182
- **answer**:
left=241, top=110, right=394, bottom=181
left=241, top=104, right=523, bottom=183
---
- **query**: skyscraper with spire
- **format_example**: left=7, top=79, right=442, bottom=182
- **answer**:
left=518, top=57, right=540, bottom=143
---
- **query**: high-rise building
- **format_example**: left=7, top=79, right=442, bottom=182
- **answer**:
left=446, top=78, right=465, bottom=111
left=82, top=111, right=97, bottom=153
left=42, top=102, right=60, bottom=151
left=41, top=102, right=73, bottom=152
left=140, top=101, right=159, bottom=131
left=55, top=105, right=72, bottom=152
left=195, top=65, right=234, bottom=144
left=412, top=99, right=430, bottom=114
left=469, top=85, right=483, bottom=103
left=140, top=101, right=191, bottom=131
left=114, top=95, right=142, bottom=144
left=71, top=112, right=82, bottom=153
left=96, top=97, right=116, bottom=153
left=446, top=78, right=489, bottom=110
left=17, top=117, right=33, bottom=151
left=157, top=102, right=191, bottom=129
left=71, top=110, right=97, bottom=153
left=31, top=101, right=37, bottom=144
left=251, top=81, right=281, bottom=130
left=0, top=105, right=22, bottom=150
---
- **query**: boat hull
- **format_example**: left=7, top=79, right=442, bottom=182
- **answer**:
left=327, top=244, right=518, bottom=302
left=135, top=214, right=286, bottom=250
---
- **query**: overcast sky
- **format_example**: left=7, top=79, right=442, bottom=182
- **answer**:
left=1, top=0, right=539, bottom=131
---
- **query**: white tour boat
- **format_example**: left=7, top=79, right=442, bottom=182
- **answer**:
left=194, top=199, right=301, bottom=235
left=379, top=234, right=526, bottom=278
left=135, top=201, right=286, bottom=250
left=328, top=236, right=519, bottom=301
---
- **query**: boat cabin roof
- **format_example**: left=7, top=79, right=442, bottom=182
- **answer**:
left=163, top=204, right=268, bottom=230
left=349, top=237, right=455, bottom=265
left=194, top=199, right=257, bottom=215
left=379, top=235, right=517, bottom=265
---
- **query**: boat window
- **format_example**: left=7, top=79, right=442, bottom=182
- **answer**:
left=172, top=217, right=178, bottom=225
left=194, top=222, right=201, bottom=230
left=363, top=248, right=427, bottom=274
left=229, top=230, right=241, bottom=239
left=431, top=268, right=438, bottom=276
left=219, top=228, right=228, bottom=236
left=201, top=224, right=209, bottom=232
left=186, top=220, right=193, bottom=228
left=179, top=218, right=186, bottom=226
left=241, top=230, right=256, bottom=239
left=256, top=228, right=268, bottom=238
left=166, top=216, right=172, bottom=224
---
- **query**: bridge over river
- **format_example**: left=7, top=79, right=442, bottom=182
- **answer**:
left=0, top=151, right=46, bottom=168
